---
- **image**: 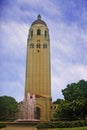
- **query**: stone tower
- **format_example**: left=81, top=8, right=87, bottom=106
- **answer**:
left=25, top=15, right=51, bottom=121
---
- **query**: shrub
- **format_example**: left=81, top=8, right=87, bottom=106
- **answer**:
left=36, top=120, right=87, bottom=129
left=0, top=123, right=6, bottom=129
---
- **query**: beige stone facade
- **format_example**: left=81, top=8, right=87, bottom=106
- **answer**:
left=25, top=15, right=52, bottom=121
left=50, top=103, right=58, bottom=120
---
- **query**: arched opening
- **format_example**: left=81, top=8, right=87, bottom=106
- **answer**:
left=43, top=44, right=47, bottom=48
left=35, top=107, right=41, bottom=119
left=37, top=29, right=41, bottom=35
left=30, top=43, right=34, bottom=48
left=36, top=43, right=40, bottom=48
left=31, top=30, right=33, bottom=37
left=44, top=30, right=47, bottom=37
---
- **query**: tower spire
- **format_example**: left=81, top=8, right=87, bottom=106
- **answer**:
left=37, top=14, right=41, bottom=20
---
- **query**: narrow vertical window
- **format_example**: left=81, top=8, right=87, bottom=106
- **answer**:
left=45, top=30, right=46, bottom=37
left=30, top=43, right=34, bottom=48
left=37, top=29, right=41, bottom=35
left=43, top=44, right=47, bottom=48
left=31, top=30, right=33, bottom=37
left=36, top=43, right=40, bottom=48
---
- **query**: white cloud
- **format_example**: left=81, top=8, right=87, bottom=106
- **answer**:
left=50, top=20, right=87, bottom=62
left=51, top=60, right=87, bottom=101
left=17, top=0, right=62, bottom=17
left=0, top=22, right=28, bottom=57
left=0, top=80, right=24, bottom=101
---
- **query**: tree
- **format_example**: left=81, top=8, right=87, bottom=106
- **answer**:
left=55, top=99, right=85, bottom=120
left=54, top=80, right=87, bottom=120
left=0, top=96, right=19, bottom=120
left=53, top=99, right=63, bottom=104
left=62, top=80, right=87, bottom=101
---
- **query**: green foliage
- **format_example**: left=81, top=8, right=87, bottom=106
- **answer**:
left=62, top=80, right=87, bottom=101
left=0, top=123, right=6, bottom=129
left=54, top=80, right=87, bottom=120
left=37, top=120, right=87, bottom=129
left=55, top=99, right=86, bottom=120
left=53, top=99, right=64, bottom=104
left=0, top=96, right=19, bottom=121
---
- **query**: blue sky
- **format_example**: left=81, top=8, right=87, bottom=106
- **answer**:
left=0, top=0, right=87, bottom=102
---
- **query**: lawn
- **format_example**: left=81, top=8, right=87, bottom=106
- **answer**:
left=39, top=127, right=87, bottom=130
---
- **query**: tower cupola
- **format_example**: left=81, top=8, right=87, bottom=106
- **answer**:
left=31, top=14, right=47, bottom=26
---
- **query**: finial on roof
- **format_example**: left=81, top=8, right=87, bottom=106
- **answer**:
left=38, top=14, right=41, bottom=20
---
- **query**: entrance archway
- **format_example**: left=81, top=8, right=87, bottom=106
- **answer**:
left=35, top=107, right=41, bottom=119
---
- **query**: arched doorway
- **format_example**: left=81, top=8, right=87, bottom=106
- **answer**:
left=35, top=107, right=41, bottom=119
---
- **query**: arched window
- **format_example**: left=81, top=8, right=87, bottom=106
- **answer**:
left=31, top=30, right=33, bottom=37
left=50, top=106, right=53, bottom=109
left=43, top=44, right=47, bottom=48
left=35, top=107, right=41, bottom=119
left=36, top=43, right=40, bottom=48
left=44, top=30, right=47, bottom=37
left=37, top=29, right=41, bottom=35
left=30, top=43, right=34, bottom=48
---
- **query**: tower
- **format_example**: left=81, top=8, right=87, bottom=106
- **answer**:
left=25, top=15, right=51, bottom=121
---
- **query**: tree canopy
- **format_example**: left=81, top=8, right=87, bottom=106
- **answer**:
left=54, top=80, right=87, bottom=120
left=0, top=96, right=19, bottom=120
left=62, top=80, right=87, bottom=101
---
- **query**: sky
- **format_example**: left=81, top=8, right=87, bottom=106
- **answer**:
left=0, top=0, right=87, bottom=102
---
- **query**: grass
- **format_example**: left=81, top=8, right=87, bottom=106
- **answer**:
left=39, top=127, right=87, bottom=130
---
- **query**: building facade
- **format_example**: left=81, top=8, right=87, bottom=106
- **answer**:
left=25, top=15, right=56, bottom=121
